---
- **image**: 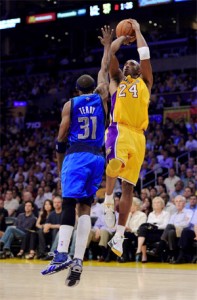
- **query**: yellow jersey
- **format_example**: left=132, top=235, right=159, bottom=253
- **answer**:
left=111, top=76, right=150, bottom=131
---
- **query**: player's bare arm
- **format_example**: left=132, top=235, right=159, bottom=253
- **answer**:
left=130, top=19, right=153, bottom=93
left=95, top=25, right=113, bottom=113
left=56, top=101, right=71, bottom=173
left=109, top=36, right=131, bottom=95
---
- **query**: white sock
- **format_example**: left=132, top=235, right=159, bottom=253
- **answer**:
left=116, top=225, right=125, bottom=236
left=104, top=193, right=114, bottom=204
left=74, top=215, right=91, bottom=260
left=57, top=225, right=74, bottom=253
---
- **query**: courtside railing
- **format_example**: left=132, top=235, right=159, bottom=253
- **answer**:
left=140, top=151, right=192, bottom=189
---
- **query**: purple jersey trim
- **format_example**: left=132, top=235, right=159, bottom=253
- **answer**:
left=105, top=122, right=118, bottom=161
left=110, top=91, right=117, bottom=121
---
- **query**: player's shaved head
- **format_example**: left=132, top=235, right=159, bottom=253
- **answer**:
left=76, top=75, right=95, bottom=93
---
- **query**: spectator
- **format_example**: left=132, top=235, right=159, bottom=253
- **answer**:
left=4, top=190, right=19, bottom=216
left=34, top=187, right=48, bottom=210
left=141, top=197, right=152, bottom=216
left=136, top=197, right=170, bottom=262
left=183, top=168, right=196, bottom=189
left=86, top=208, right=114, bottom=262
left=162, top=193, right=177, bottom=216
left=16, top=191, right=39, bottom=217
left=38, top=196, right=62, bottom=260
left=17, top=199, right=54, bottom=259
left=157, top=149, right=173, bottom=171
left=170, top=180, right=185, bottom=202
left=164, top=168, right=180, bottom=195
left=0, top=201, right=36, bottom=258
left=183, top=187, right=193, bottom=203
left=185, top=134, right=197, bottom=151
left=120, top=198, right=147, bottom=262
left=44, top=185, right=53, bottom=200
left=172, top=209, right=197, bottom=263
left=148, top=195, right=191, bottom=262
left=0, top=198, right=8, bottom=237
left=185, top=195, right=197, bottom=211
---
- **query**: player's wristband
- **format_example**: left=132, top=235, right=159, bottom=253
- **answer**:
left=137, top=46, right=150, bottom=60
left=55, top=140, right=67, bottom=153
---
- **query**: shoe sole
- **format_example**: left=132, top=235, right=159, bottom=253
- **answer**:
left=111, top=247, right=122, bottom=257
left=65, top=266, right=82, bottom=287
left=41, top=260, right=72, bottom=276
left=108, top=240, right=122, bottom=257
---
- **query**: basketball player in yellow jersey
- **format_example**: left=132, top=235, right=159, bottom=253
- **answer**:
left=104, top=19, right=153, bottom=257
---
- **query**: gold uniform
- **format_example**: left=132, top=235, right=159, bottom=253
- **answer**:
left=105, top=75, right=150, bottom=185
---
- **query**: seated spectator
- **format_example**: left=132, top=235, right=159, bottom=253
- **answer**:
left=0, top=198, right=8, bottom=238
left=37, top=196, right=62, bottom=260
left=16, top=191, right=39, bottom=217
left=140, top=188, right=150, bottom=201
left=136, top=197, right=170, bottom=262
left=179, top=164, right=187, bottom=180
left=155, top=176, right=165, bottom=193
left=185, top=134, right=197, bottom=151
left=0, top=201, right=36, bottom=258
left=90, top=197, right=103, bottom=226
left=86, top=206, right=114, bottom=262
left=34, top=187, right=48, bottom=210
left=164, top=168, right=180, bottom=195
left=44, top=185, right=53, bottom=200
left=172, top=209, right=197, bottom=263
left=141, top=197, right=152, bottom=216
left=4, top=190, right=19, bottom=216
left=120, top=198, right=147, bottom=262
left=183, top=186, right=193, bottom=203
left=185, top=195, right=197, bottom=211
left=157, top=149, right=173, bottom=171
left=183, top=168, right=196, bottom=189
left=162, top=193, right=177, bottom=216
left=148, top=195, right=191, bottom=262
left=170, top=180, right=185, bottom=202
left=17, top=199, right=54, bottom=259
left=149, top=188, right=157, bottom=201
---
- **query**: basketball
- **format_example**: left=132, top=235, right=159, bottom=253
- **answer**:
left=116, top=19, right=135, bottom=38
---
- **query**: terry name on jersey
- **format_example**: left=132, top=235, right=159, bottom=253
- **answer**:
left=79, top=106, right=96, bottom=115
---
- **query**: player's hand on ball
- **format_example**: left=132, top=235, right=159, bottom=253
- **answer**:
left=123, top=35, right=136, bottom=45
left=129, top=19, right=140, bottom=32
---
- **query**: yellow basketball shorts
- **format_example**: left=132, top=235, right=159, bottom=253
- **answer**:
left=105, top=123, right=145, bottom=185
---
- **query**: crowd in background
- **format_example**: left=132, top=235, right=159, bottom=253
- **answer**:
left=0, top=43, right=196, bottom=264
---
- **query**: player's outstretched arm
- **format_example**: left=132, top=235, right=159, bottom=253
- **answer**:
left=130, top=19, right=153, bottom=93
left=95, top=25, right=113, bottom=101
left=56, top=101, right=71, bottom=174
left=98, top=25, right=114, bottom=84
left=109, top=36, right=126, bottom=81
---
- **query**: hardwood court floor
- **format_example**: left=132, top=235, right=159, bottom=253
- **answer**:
left=0, top=259, right=196, bottom=300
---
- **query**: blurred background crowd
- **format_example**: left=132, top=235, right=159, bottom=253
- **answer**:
left=0, top=0, right=196, bottom=264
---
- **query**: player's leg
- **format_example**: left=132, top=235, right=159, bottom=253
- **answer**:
left=41, top=198, right=76, bottom=275
left=108, top=131, right=146, bottom=256
left=104, top=124, right=126, bottom=228
left=104, top=160, right=122, bottom=228
left=66, top=153, right=104, bottom=287
left=108, top=181, right=133, bottom=257
left=65, top=199, right=92, bottom=287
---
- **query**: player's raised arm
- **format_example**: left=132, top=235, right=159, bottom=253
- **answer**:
left=130, top=19, right=153, bottom=93
left=109, top=36, right=126, bottom=82
left=95, top=25, right=113, bottom=101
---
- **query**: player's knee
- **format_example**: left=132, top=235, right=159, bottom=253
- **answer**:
left=106, top=159, right=122, bottom=177
left=61, top=198, right=76, bottom=226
